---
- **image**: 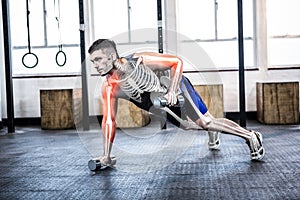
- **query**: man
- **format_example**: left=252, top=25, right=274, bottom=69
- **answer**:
left=88, top=39, right=265, bottom=167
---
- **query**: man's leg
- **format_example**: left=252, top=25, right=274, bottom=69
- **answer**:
left=180, top=78, right=265, bottom=160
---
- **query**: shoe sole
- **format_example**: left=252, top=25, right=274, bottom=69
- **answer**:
left=251, top=132, right=265, bottom=161
left=208, top=139, right=220, bottom=150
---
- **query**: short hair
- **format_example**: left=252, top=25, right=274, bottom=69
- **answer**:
left=88, top=39, right=119, bottom=57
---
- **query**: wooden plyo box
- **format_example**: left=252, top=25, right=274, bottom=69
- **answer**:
left=256, top=82, right=299, bottom=124
left=116, top=99, right=150, bottom=128
left=40, top=89, right=82, bottom=129
left=193, top=85, right=224, bottom=118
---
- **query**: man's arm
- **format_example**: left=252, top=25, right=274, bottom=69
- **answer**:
left=101, top=80, right=118, bottom=164
left=133, top=52, right=183, bottom=105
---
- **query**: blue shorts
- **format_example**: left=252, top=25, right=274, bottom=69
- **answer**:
left=179, top=76, right=208, bottom=119
left=129, top=75, right=208, bottom=126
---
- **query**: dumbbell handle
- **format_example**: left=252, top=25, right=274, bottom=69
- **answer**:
left=153, top=95, right=184, bottom=108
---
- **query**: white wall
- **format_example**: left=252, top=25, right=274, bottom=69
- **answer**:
left=186, top=69, right=300, bottom=112
left=8, top=67, right=300, bottom=118
left=11, top=75, right=103, bottom=118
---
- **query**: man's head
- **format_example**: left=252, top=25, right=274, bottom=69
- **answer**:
left=88, top=39, right=119, bottom=76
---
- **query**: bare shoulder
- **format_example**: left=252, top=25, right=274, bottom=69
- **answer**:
left=101, top=77, right=122, bottom=98
left=101, top=77, right=115, bottom=92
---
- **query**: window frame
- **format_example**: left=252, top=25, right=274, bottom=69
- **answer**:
left=266, top=0, right=300, bottom=69
left=10, top=0, right=81, bottom=77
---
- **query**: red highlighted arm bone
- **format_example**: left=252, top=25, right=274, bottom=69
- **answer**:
left=101, top=80, right=117, bottom=157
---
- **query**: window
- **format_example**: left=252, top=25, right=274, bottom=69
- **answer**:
left=176, top=0, right=254, bottom=70
left=177, top=1, right=215, bottom=40
left=90, top=0, right=160, bottom=75
left=10, top=0, right=81, bottom=75
left=92, top=0, right=128, bottom=41
left=267, top=0, right=300, bottom=67
left=92, top=0, right=158, bottom=44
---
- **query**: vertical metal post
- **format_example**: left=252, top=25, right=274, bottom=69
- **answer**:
left=42, top=0, right=48, bottom=46
left=157, top=0, right=166, bottom=129
left=214, top=0, right=218, bottom=40
left=157, top=0, right=163, bottom=54
left=78, top=0, right=90, bottom=130
left=1, top=0, right=15, bottom=133
left=127, top=0, right=131, bottom=43
left=237, top=0, right=246, bottom=127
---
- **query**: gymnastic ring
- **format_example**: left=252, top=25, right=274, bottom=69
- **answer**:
left=55, top=50, right=67, bottom=67
left=22, top=52, right=39, bottom=68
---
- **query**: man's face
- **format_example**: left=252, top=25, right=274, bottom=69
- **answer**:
left=90, top=49, right=114, bottom=76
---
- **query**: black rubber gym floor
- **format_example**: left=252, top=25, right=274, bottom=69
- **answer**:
left=0, top=119, right=299, bottom=200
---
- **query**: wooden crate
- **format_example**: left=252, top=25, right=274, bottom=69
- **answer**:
left=72, top=89, right=83, bottom=127
left=40, top=89, right=82, bottom=129
left=116, top=99, right=150, bottom=128
left=257, top=82, right=299, bottom=124
left=193, top=85, right=224, bottom=118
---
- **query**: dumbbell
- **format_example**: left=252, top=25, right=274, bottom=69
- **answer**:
left=153, top=95, right=185, bottom=108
